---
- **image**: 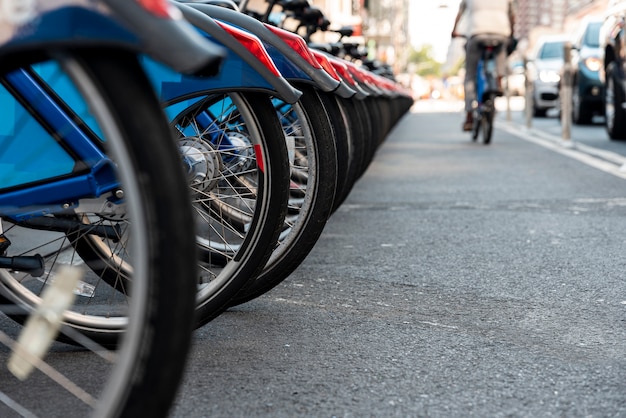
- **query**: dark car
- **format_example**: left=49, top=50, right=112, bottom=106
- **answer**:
left=570, top=17, right=603, bottom=124
left=601, top=0, right=626, bottom=139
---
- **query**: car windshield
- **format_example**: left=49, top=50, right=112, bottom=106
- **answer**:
left=583, top=22, right=601, bottom=47
left=539, top=41, right=564, bottom=59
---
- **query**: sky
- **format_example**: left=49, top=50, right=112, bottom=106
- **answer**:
left=409, top=0, right=462, bottom=63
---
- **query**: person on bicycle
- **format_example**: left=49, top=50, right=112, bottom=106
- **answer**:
left=451, top=0, right=515, bottom=131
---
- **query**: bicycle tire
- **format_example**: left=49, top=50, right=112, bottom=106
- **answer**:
left=315, top=90, right=349, bottom=213
left=227, top=85, right=338, bottom=307
left=482, top=99, right=494, bottom=145
left=352, top=98, right=379, bottom=179
left=168, top=91, right=291, bottom=327
left=332, top=95, right=366, bottom=210
left=472, top=110, right=480, bottom=141
left=0, top=49, right=197, bottom=417
left=66, top=70, right=291, bottom=326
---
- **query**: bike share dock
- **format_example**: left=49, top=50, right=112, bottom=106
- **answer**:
left=173, top=102, right=626, bottom=417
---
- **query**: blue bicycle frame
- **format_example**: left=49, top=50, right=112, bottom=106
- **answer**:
left=138, top=6, right=307, bottom=162
left=0, top=67, right=118, bottom=219
left=0, top=2, right=224, bottom=221
left=475, top=50, right=496, bottom=107
left=471, top=41, right=502, bottom=144
left=0, top=1, right=305, bottom=222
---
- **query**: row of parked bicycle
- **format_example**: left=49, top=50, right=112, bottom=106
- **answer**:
left=0, top=0, right=413, bottom=416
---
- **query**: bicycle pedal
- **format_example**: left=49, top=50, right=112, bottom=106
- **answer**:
left=0, top=234, right=11, bottom=255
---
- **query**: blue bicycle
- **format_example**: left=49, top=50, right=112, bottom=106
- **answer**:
left=470, top=39, right=506, bottom=145
left=0, top=2, right=224, bottom=416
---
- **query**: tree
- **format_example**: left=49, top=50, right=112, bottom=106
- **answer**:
left=408, top=44, right=442, bottom=77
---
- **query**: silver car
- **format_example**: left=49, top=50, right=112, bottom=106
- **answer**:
left=527, top=34, right=568, bottom=117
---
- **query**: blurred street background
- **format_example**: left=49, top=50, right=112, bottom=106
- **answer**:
left=243, top=0, right=608, bottom=106
left=171, top=95, right=626, bottom=417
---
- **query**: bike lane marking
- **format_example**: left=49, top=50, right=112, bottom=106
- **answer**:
left=499, top=121, right=626, bottom=180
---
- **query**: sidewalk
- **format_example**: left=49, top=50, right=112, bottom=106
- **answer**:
left=172, top=105, right=626, bottom=418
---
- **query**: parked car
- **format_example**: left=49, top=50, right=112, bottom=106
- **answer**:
left=526, top=34, right=568, bottom=117
left=600, top=0, right=626, bottom=139
left=570, top=17, right=603, bottom=125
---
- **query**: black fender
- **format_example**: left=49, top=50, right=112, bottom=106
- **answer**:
left=185, top=3, right=356, bottom=98
left=175, top=2, right=302, bottom=103
left=0, top=1, right=225, bottom=77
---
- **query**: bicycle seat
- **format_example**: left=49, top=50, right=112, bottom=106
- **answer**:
left=308, top=42, right=342, bottom=56
left=335, top=26, right=354, bottom=38
left=477, top=39, right=504, bottom=49
left=344, top=43, right=368, bottom=60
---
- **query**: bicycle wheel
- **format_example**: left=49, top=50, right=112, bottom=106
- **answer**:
left=471, top=109, right=480, bottom=142
left=166, top=91, right=291, bottom=327
left=227, top=85, right=338, bottom=307
left=0, top=49, right=197, bottom=417
left=481, top=99, right=494, bottom=145
left=66, top=73, right=291, bottom=325
left=334, top=96, right=367, bottom=201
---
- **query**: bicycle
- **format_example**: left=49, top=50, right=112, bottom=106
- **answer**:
left=0, top=1, right=224, bottom=416
left=199, top=0, right=415, bottom=306
left=454, top=35, right=506, bottom=145
left=473, top=39, right=506, bottom=145
left=155, top=0, right=413, bottom=311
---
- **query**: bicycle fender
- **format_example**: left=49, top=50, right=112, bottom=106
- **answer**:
left=175, top=2, right=302, bottom=104
left=0, top=1, right=225, bottom=77
left=186, top=4, right=344, bottom=94
left=106, top=0, right=226, bottom=76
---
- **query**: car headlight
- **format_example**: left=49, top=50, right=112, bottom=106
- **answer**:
left=539, top=70, right=560, bottom=83
left=583, top=57, right=602, bottom=72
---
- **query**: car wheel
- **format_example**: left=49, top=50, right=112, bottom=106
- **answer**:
left=605, top=62, right=626, bottom=140
left=533, top=103, right=547, bottom=117
left=572, top=84, right=592, bottom=125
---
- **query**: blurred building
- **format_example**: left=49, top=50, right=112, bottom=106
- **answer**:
left=515, top=0, right=608, bottom=52
left=563, top=0, right=609, bottom=32
left=360, top=0, right=411, bottom=73
left=241, top=0, right=364, bottom=34
left=241, top=0, right=411, bottom=73
left=309, top=0, right=411, bottom=73
left=516, top=0, right=567, bottom=39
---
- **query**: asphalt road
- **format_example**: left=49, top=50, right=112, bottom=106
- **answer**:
left=170, top=99, right=626, bottom=417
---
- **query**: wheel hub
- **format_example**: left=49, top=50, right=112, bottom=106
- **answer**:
left=225, top=132, right=255, bottom=172
left=179, top=137, right=222, bottom=194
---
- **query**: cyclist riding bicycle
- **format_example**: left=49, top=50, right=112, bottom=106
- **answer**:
left=451, top=0, right=516, bottom=131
